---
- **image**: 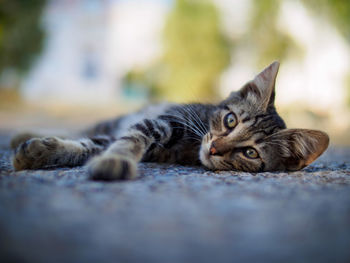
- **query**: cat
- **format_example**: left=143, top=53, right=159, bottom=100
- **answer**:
left=11, top=61, right=329, bottom=180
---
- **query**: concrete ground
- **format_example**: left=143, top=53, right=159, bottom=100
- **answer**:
left=0, top=133, right=350, bottom=263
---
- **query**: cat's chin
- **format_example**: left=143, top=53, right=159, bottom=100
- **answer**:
left=200, top=156, right=215, bottom=170
left=199, top=146, right=215, bottom=170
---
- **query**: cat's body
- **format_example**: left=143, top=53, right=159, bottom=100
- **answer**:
left=86, top=103, right=214, bottom=166
left=11, top=62, right=329, bottom=180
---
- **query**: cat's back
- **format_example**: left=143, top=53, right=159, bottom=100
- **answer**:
left=86, top=102, right=175, bottom=138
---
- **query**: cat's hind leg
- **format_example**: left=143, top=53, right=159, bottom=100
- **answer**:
left=12, top=136, right=114, bottom=171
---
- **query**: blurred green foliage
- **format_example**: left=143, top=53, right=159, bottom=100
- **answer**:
left=248, top=0, right=303, bottom=68
left=0, top=0, right=46, bottom=78
left=303, top=0, right=350, bottom=40
left=156, top=0, right=230, bottom=102
left=121, top=0, right=350, bottom=104
left=144, top=0, right=303, bottom=102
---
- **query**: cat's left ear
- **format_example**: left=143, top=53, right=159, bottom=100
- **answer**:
left=240, top=61, right=279, bottom=110
left=264, top=128, right=329, bottom=171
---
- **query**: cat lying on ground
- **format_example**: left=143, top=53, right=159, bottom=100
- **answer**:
left=11, top=62, right=329, bottom=180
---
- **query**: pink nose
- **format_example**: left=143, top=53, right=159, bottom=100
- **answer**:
left=209, top=145, right=217, bottom=155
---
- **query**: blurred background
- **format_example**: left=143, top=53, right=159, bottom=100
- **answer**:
left=0, top=0, right=349, bottom=145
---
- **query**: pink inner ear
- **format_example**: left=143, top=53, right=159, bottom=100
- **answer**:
left=304, top=130, right=329, bottom=165
left=304, top=152, right=323, bottom=166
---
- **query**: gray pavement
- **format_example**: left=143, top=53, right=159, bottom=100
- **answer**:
left=0, top=133, right=350, bottom=263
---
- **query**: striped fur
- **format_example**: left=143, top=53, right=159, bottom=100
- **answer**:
left=11, top=62, right=329, bottom=180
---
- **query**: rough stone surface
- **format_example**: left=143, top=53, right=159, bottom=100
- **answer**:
left=0, top=133, right=350, bottom=263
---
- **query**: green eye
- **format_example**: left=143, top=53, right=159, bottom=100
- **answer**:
left=244, top=148, right=259, bottom=159
left=224, top=113, right=237, bottom=129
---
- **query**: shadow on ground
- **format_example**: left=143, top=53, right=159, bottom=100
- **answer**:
left=0, top=133, right=350, bottom=263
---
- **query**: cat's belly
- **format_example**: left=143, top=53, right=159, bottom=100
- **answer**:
left=142, top=143, right=201, bottom=165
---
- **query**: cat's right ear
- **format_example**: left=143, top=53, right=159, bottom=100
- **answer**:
left=239, top=61, right=279, bottom=110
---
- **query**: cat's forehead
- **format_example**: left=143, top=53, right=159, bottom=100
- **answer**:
left=238, top=105, right=285, bottom=132
left=227, top=100, right=263, bottom=116
left=212, top=102, right=286, bottom=138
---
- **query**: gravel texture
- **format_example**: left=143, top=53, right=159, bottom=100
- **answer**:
left=0, top=133, right=350, bottom=263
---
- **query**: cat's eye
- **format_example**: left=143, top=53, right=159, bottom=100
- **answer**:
left=244, top=147, right=259, bottom=159
left=224, top=113, right=237, bottom=129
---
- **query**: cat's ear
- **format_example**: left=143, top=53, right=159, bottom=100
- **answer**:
left=265, top=129, right=329, bottom=171
left=240, top=61, right=279, bottom=110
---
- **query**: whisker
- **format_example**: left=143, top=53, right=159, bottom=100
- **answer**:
left=176, top=108, right=206, bottom=136
left=171, top=119, right=204, bottom=138
left=187, top=106, right=208, bottom=135
left=164, top=113, right=205, bottom=139
left=181, top=106, right=207, bottom=136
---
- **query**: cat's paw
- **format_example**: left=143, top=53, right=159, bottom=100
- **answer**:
left=10, top=132, right=42, bottom=149
left=13, top=137, right=60, bottom=171
left=88, top=155, right=138, bottom=181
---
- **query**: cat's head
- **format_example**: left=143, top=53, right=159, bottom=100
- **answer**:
left=200, top=61, right=329, bottom=172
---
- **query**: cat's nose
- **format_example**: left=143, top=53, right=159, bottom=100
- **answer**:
left=209, top=142, right=222, bottom=156
left=209, top=145, right=217, bottom=155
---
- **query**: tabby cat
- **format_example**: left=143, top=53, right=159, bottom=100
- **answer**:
left=11, top=62, right=329, bottom=180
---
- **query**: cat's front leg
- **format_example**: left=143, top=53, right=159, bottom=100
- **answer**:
left=13, top=136, right=112, bottom=171
left=88, top=118, right=172, bottom=181
left=88, top=154, right=138, bottom=181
